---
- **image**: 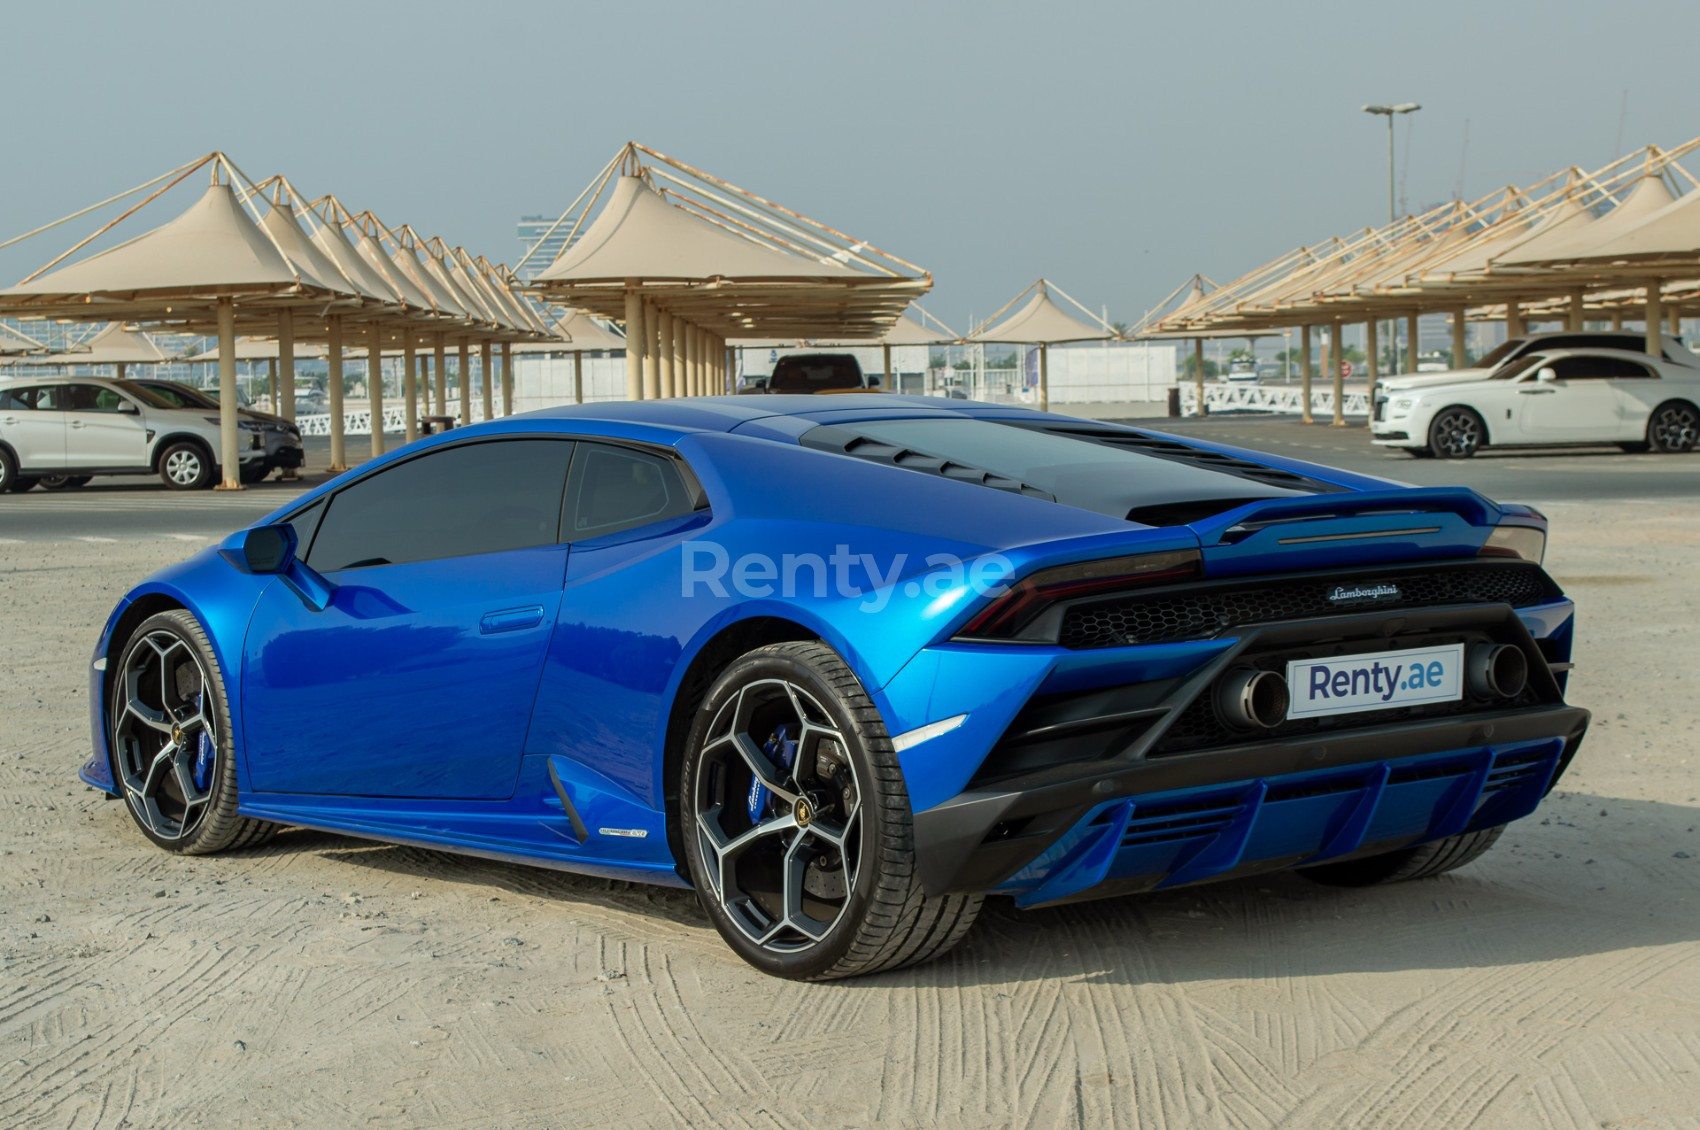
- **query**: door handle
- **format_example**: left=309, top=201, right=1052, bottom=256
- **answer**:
left=480, top=605, right=545, bottom=634
left=0, top=416, right=16, bottom=426
left=1517, top=389, right=1556, bottom=395
left=69, top=420, right=87, bottom=428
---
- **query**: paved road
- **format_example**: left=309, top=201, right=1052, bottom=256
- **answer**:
left=3, top=418, right=1695, bottom=543
left=1119, top=414, right=1700, bottom=506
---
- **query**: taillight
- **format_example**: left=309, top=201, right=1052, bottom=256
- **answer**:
left=956, top=549, right=1200, bottom=640
left=1479, top=524, right=1546, bottom=565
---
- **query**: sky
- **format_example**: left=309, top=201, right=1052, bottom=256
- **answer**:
left=3, top=0, right=1697, bottom=333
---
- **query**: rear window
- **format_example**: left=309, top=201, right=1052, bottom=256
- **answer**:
left=769, top=355, right=862, bottom=393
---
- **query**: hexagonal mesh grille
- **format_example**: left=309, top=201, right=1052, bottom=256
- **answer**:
left=1059, top=565, right=1557, bottom=650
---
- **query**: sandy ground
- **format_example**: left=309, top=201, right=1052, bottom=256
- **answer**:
left=2, top=503, right=1697, bottom=1129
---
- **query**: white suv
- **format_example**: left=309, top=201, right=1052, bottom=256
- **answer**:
left=0, top=376, right=271, bottom=492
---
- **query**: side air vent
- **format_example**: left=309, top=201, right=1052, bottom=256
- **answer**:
left=803, top=427, right=1055, bottom=500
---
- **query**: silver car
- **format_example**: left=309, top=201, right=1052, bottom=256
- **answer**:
left=0, top=376, right=272, bottom=492
left=121, top=378, right=303, bottom=485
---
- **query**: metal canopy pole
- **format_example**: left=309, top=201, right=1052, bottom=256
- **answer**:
left=267, top=358, right=278, bottom=411
left=1365, top=319, right=1379, bottom=417
left=1645, top=284, right=1663, bottom=358
left=1193, top=338, right=1206, bottom=417
left=1331, top=319, right=1347, bottom=427
left=403, top=333, right=418, bottom=442
left=434, top=332, right=447, bottom=417
left=1568, top=289, right=1586, bottom=332
left=572, top=349, right=584, bottom=404
left=624, top=288, right=645, bottom=400
left=1452, top=309, right=1468, bottom=368
left=642, top=299, right=660, bottom=399
left=327, top=315, right=347, bottom=472
left=215, top=296, right=241, bottom=490
left=1405, top=312, right=1419, bottom=372
left=1505, top=296, right=1522, bottom=338
left=1300, top=324, right=1314, bottom=424
left=278, top=309, right=299, bottom=479
left=658, top=309, right=675, bottom=398
left=480, top=339, right=493, bottom=421
left=368, top=322, right=384, bottom=459
left=1038, top=343, right=1050, bottom=412
left=457, top=339, right=472, bottom=424
left=882, top=342, right=893, bottom=392
left=501, top=342, right=513, bottom=416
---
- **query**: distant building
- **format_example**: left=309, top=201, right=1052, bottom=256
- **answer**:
left=516, top=215, right=571, bottom=279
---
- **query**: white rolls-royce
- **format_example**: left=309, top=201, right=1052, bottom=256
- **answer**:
left=1371, top=348, right=1700, bottom=458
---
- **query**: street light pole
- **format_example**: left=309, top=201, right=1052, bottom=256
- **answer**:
left=1363, top=102, right=1420, bottom=375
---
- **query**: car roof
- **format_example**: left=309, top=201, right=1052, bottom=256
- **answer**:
left=0, top=374, right=125, bottom=387
left=504, top=393, right=1042, bottom=436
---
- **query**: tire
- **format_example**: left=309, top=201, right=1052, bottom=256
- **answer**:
left=8, top=475, right=40, bottom=493
left=238, top=463, right=272, bottom=485
left=39, top=474, right=91, bottom=490
left=1405, top=447, right=1436, bottom=459
left=1427, top=406, right=1485, bottom=459
left=0, top=447, right=14, bottom=492
left=1618, top=441, right=1652, bottom=454
left=1298, top=826, right=1504, bottom=887
left=1647, top=400, right=1699, bottom=453
left=157, top=442, right=214, bottom=490
left=107, top=609, right=276, bottom=854
left=680, top=640, right=982, bottom=980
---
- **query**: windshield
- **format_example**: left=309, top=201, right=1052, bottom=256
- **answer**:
left=1476, top=337, right=1527, bottom=370
left=1489, top=354, right=1548, bottom=381
left=138, top=381, right=217, bottom=409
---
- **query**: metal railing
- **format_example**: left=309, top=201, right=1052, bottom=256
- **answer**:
left=1178, top=381, right=1370, bottom=417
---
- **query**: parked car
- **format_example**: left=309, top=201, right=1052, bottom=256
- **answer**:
left=741, top=353, right=879, bottom=394
left=83, top=395, right=1587, bottom=979
left=1375, top=331, right=1699, bottom=406
left=1372, top=348, right=1700, bottom=457
left=121, top=377, right=303, bottom=484
left=0, top=376, right=275, bottom=492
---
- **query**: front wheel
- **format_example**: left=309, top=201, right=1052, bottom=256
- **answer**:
left=108, top=610, right=276, bottom=853
left=680, top=641, right=981, bottom=980
left=39, top=474, right=93, bottom=489
left=158, top=442, right=213, bottom=490
left=238, top=463, right=272, bottom=485
left=1427, top=407, right=1486, bottom=459
left=1647, top=401, right=1699, bottom=453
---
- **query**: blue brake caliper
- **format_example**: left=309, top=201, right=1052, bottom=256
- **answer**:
left=746, top=724, right=797, bottom=824
left=191, top=691, right=215, bottom=791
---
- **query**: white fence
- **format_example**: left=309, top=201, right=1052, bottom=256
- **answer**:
left=1178, top=381, right=1370, bottom=418
left=294, top=401, right=493, bottom=436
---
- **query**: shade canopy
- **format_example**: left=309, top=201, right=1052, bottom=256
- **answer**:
left=181, top=335, right=328, bottom=362
left=510, top=309, right=628, bottom=353
left=526, top=143, right=930, bottom=340
left=967, top=279, right=1114, bottom=344
left=0, top=322, right=45, bottom=356
left=8, top=322, right=173, bottom=366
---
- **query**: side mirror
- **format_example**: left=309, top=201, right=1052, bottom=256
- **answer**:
left=1536, top=367, right=1557, bottom=383
left=220, top=523, right=334, bottom=611
left=117, top=401, right=140, bottom=415
left=868, top=374, right=882, bottom=387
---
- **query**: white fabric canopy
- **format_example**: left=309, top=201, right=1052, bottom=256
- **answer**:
left=967, top=280, right=1113, bottom=344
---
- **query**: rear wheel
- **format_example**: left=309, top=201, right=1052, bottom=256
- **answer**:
left=238, top=463, right=272, bottom=485
left=680, top=641, right=981, bottom=980
left=1405, top=447, right=1435, bottom=459
left=158, top=442, right=213, bottom=490
left=1299, top=826, right=1504, bottom=887
left=39, top=474, right=92, bottom=490
left=1647, top=400, right=1699, bottom=453
left=0, top=447, right=14, bottom=492
left=1427, top=407, right=1485, bottom=459
left=108, top=610, right=275, bottom=854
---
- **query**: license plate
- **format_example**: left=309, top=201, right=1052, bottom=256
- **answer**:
left=1286, top=644, right=1463, bottom=719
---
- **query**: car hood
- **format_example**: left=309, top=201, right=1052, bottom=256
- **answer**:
left=1378, top=367, right=1493, bottom=392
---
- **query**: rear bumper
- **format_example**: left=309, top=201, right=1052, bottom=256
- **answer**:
left=911, top=703, right=1588, bottom=905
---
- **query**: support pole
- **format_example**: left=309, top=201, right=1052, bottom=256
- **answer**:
left=624, top=288, right=645, bottom=400
left=1645, top=283, right=1663, bottom=358
left=368, top=322, right=384, bottom=459
left=882, top=342, right=893, bottom=392
left=1331, top=319, right=1347, bottom=427
left=1405, top=311, right=1419, bottom=372
left=404, top=334, right=418, bottom=443
left=327, top=315, right=347, bottom=472
left=658, top=309, right=675, bottom=397
left=267, top=358, right=278, bottom=411
left=434, top=333, right=447, bottom=417
left=1670, top=304, right=1682, bottom=336
left=1038, top=343, right=1050, bottom=412
left=457, top=338, right=471, bottom=424
left=215, top=296, right=241, bottom=490
left=115, top=361, right=127, bottom=381
left=1193, top=337, right=1207, bottom=417
left=640, top=300, right=658, bottom=399
left=572, top=350, right=584, bottom=404
left=1452, top=308, right=1468, bottom=368
left=1611, top=307, right=1625, bottom=331
left=481, top=339, right=494, bottom=421
left=1364, top=319, right=1379, bottom=418
left=682, top=324, right=695, bottom=397
left=278, top=309, right=296, bottom=423
left=1300, top=324, right=1314, bottom=424
left=1568, top=289, right=1586, bottom=332
left=502, top=342, right=514, bottom=417
left=1505, top=296, right=1522, bottom=338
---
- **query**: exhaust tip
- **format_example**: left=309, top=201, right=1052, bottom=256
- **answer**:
left=1217, top=668, right=1290, bottom=729
left=1468, top=644, right=1528, bottom=699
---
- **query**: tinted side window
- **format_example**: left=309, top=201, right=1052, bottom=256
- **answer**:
left=0, top=386, right=45, bottom=410
left=62, top=384, right=128, bottom=411
left=565, top=443, right=693, bottom=540
left=1549, top=356, right=1607, bottom=380
left=306, top=439, right=573, bottom=571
